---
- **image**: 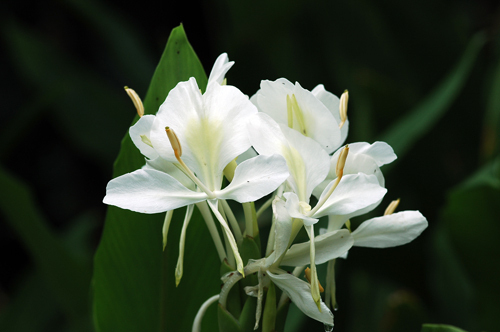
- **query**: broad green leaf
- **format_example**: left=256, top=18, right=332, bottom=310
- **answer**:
left=93, top=25, right=219, bottom=332
left=0, top=165, right=91, bottom=331
left=380, top=33, right=486, bottom=159
left=421, top=324, right=468, bottom=332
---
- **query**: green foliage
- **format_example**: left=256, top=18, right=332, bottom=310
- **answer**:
left=421, top=324, right=468, bottom=332
left=92, top=25, right=218, bottom=332
left=0, top=166, right=92, bottom=331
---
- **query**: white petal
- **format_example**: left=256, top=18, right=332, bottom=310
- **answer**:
left=143, top=157, right=195, bottom=190
left=280, top=126, right=330, bottom=200
left=267, top=270, right=334, bottom=325
left=207, top=53, right=234, bottom=88
left=314, top=173, right=387, bottom=218
left=129, top=115, right=158, bottom=160
left=272, top=197, right=293, bottom=260
left=216, top=154, right=289, bottom=202
left=248, top=113, right=329, bottom=201
left=283, top=192, right=318, bottom=226
left=151, top=79, right=257, bottom=191
left=281, top=229, right=353, bottom=266
left=311, top=84, right=348, bottom=148
left=346, top=142, right=396, bottom=167
left=254, top=79, right=341, bottom=153
left=103, top=168, right=207, bottom=213
left=352, top=211, right=428, bottom=248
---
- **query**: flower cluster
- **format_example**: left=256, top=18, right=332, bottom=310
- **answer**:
left=104, top=53, right=428, bottom=330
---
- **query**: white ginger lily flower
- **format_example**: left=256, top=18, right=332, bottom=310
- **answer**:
left=251, top=78, right=345, bottom=153
left=104, top=53, right=290, bottom=276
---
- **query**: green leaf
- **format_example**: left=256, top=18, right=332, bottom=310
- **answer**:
left=0, top=165, right=91, bottom=331
left=421, top=324, right=468, bottom=332
left=93, top=25, right=219, bottom=332
left=379, top=33, right=486, bottom=159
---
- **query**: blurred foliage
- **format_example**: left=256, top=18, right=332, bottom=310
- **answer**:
left=1, top=0, right=499, bottom=331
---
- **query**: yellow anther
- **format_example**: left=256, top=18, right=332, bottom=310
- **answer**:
left=384, top=198, right=401, bottom=216
left=304, top=267, right=324, bottom=293
left=124, top=86, right=144, bottom=117
left=339, top=90, right=348, bottom=129
left=335, top=145, right=349, bottom=177
left=165, top=127, right=182, bottom=159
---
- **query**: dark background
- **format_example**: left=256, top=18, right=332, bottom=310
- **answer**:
left=1, top=0, right=500, bottom=331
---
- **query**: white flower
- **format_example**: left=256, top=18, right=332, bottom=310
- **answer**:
left=103, top=53, right=290, bottom=275
left=251, top=78, right=345, bottom=153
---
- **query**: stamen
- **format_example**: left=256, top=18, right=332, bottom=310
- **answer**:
left=308, top=145, right=349, bottom=217
left=304, top=267, right=325, bottom=292
left=166, top=127, right=182, bottom=159
left=384, top=198, right=400, bottom=216
left=165, top=127, right=215, bottom=199
left=339, top=90, right=348, bottom=129
left=124, top=86, right=144, bottom=117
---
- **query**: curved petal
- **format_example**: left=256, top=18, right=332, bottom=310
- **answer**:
left=267, top=270, right=334, bottom=326
left=207, top=53, right=234, bottom=88
left=254, top=79, right=341, bottom=153
left=311, top=84, right=348, bottom=148
left=248, top=113, right=329, bottom=201
left=103, top=168, right=207, bottom=213
left=272, top=197, right=293, bottom=260
left=129, top=115, right=158, bottom=160
left=283, top=192, right=318, bottom=226
left=352, top=211, right=428, bottom=248
left=346, top=142, right=396, bottom=167
left=281, top=229, right=353, bottom=266
left=143, top=157, right=195, bottom=190
left=151, top=79, right=257, bottom=191
left=216, top=154, right=289, bottom=202
left=314, top=173, right=387, bottom=218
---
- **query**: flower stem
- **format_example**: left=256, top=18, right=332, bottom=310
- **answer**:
left=192, top=295, right=219, bottom=332
left=196, top=202, right=226, bottom=262
left=220, top=199, right=243, bottom=243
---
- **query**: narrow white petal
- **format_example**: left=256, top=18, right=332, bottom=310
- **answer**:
left=129, top=115, right=158, bottom=160
left=216, top=154, right=289, bottom=202
left=352, top=211, right=428, bottom=248
left=103, top=169, right=207, bottom=213
left=281, top=229, right=353, bottom=266
left=207, top=53, right=234, bottom=87
left=314, top=173, right=387, bottom=218
left=273, top=198, right=293, bottom=260
left=267, top=270, right=334, bottom=325
left=175, top=204, right=194, bottom=286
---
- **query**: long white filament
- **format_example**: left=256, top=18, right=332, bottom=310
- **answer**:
left=192, top=295, right=220, bottom=332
